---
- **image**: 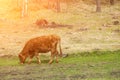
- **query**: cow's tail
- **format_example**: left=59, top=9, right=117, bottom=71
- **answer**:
left=58, top=38, right=62, bottom=57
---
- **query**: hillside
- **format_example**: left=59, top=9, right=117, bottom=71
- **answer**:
left=0, top=0, right=120, bottom=56
left=0, top=1, right=120, bottom=79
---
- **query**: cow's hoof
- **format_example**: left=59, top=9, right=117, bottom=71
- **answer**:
left=48, top=61, right=53, bottom=64
left=37, top=62, right=41, bottom=64
left=48, top=62, right=52, bottom=64
left=56, top=61, right=58, bottom=63
left=20, top=62, right=24, bottom=65
left=28, top=62, right=31, bottom=64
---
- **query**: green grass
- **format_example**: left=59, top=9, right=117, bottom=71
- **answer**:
left=0, top=50, right=120, bottom=80
left=0, top=57, right=19, bottom=66
left=0, top=1, right=120, bottom=79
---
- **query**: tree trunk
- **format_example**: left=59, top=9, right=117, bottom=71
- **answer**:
left=17, top=0, right=20, bottom=7
left=56, top=0, right=61, bottom=12
left=22, top=0, right=28, bottom=17
left=65, top=0, right=69, bottom=12
left=47, top=0, right=50, bottom=9
left=96, top=0, right=101, bottom=12
left=110, top=0, right=114, bottom=5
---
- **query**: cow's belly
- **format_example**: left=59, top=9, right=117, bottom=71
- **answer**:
left=38, top=47, right=51, bottom=53
left=39, top=49, right=50, bottom=53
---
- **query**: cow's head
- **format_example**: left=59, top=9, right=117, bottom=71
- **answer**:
left=18, top=53, right=26, bottom=64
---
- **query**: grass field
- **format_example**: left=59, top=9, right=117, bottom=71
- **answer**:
left=0, top=50, right=120, bottom=80
left=0, top=0, right=120, bottom=80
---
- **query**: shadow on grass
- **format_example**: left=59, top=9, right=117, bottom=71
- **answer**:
left=30, top=59, right=50, bottom=64
left=71, top=49, right=120, bottom=57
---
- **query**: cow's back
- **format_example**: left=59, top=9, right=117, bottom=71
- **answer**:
left=22, top=34, right=60, bottom=54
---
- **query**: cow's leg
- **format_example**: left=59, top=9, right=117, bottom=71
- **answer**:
left=35, top=53, right=41, bottom=64
left=49, top=42, right=58, bottom=64
left=55, top=50, right=59, bottom=63
left=49, top=49, right=56, bottom=64
left=28, top=54, right=34, bottom=64
left=49, top=53, right=55, bottom=64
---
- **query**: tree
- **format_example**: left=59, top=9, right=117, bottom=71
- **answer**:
left=22, top=0, right=28, bottom=17
left=96, top=0, right=101, bottom=12
left=17, top=0, right=20, bottom=7
left=110, top=0, right=114, bottom=5
left=56, top=0, right=61, bottom=12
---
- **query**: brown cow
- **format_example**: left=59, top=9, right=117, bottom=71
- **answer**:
left=18, top=34, right=62, bottom=64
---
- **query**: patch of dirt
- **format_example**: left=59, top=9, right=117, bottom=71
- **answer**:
left=69, top=74, right=86, bottom=79
left=102, top=23, right=112, bottom=28
left=114, top=29, right=120, bottom=33
left=110, top=70, right=120, bottom=78
left=113, top=20, right=119, bottom=25
left=0, top=65, right=100, bottom=80
left=36, top=23, right=73, bottom=29
left=34, top=19, right=73, bottom=28
left=75, top=28, right=88, bottom=32
left=0, top=54, right=13, bottom=58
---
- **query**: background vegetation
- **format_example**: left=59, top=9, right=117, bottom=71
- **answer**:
left=0, top=0, right=119, bottom=79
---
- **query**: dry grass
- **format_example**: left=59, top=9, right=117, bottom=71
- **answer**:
left=0, top=0, right=120, bottom=56
left=0, top=1, right=120, bottom=79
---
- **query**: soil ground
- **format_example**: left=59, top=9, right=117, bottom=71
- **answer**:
left=0, top=0, right=120, bottom=80
left=0, top=50, right=120, bottom=80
